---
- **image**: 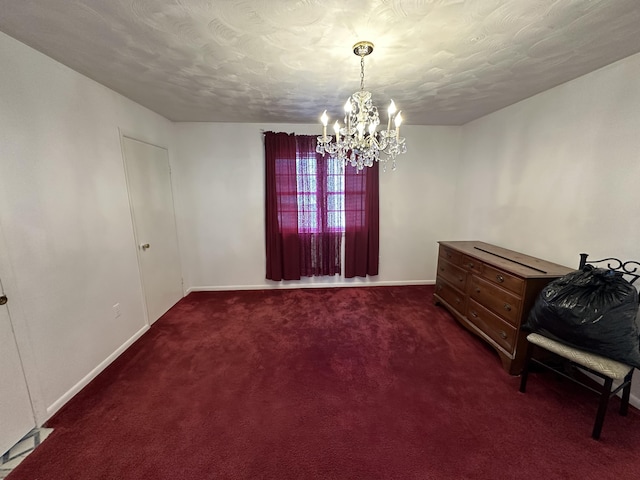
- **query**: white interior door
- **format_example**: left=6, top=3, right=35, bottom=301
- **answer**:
left=122, top=136, right=183, bottom=324
left=0, top=283, right=35, bottom=455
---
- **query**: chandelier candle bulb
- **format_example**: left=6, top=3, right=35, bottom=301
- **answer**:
left=344, top=100, right=352, bottom=131
left=395, top=111, right=403, bottom=140
left=321, top=110, right=328, bottom=139
left=387, top=100, right=396, bottom=132
left=333, top=121, right=340, bottom=142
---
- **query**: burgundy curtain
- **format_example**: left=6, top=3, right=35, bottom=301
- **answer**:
left=295, top=136, right=341, bottom=277
left=344, top=162, right=379, bottom=278
left=265, top=132, right=341, bottom=281
left=265, top=132, right=300, bottom=280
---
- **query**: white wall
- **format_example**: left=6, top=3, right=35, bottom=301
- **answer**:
left=0, top=32, right=175, bottom=423
left=172, top=123, right=462, bottom=292
left=457, top=51, right=640, bottom=405
left=457, top=52, right=640, bottom=268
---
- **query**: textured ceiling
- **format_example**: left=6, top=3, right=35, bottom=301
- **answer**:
left=1, top=0, right=640, bottom=125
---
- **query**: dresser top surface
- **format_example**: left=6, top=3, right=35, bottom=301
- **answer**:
left=439, top=241, right=574, bottom=278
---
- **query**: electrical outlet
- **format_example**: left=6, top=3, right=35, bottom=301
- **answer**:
left=112, top=303, right=121, bottom=318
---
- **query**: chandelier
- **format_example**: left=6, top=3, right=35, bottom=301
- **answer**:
left=316, top=41, right=406, bottom=171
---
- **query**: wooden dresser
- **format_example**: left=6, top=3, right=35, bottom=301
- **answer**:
left=433, top=241, right=573, bottom=375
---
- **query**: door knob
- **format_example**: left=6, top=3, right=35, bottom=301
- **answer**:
left=0, top=295, right=7, bottom=305
left=140, top=243, right=150, bottom=251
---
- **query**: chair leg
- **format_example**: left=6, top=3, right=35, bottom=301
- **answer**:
left=592, top=377, right=614, bottom=440
left=620, top=371, right=634, bottom=416
left=519, top=341, right=534, bottom=393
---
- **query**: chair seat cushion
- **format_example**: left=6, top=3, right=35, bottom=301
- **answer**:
left=527, top=333, right=633, bottom=380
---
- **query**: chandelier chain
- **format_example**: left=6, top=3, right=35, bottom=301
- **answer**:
left=360, top=55, right=365, bottom=91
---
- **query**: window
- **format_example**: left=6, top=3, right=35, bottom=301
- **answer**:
left=295, top=152, right=344, bottom=234
left=265, top=131, right=379, bottom=281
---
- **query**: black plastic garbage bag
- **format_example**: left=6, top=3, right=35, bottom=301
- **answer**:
left=525, top=265, right=640, bottom=368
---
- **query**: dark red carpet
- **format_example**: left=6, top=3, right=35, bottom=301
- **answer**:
left=9, top=286, right=640, bottom=479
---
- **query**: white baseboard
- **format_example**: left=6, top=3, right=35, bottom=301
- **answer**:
left=186, top=280, right=435, bottom=295
left=45, top=324, right=149, bottom=419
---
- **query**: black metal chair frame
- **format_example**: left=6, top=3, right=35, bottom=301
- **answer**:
left=519, top=253, right=640, bottom=440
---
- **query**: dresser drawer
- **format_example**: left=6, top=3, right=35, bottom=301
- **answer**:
left=439, top=245, right=464, bottom=267
left=469, top=275, right=521, bottom=326
left=467, top=299, right=517, bottom=353
left=480, top=263, right=524, bottom=295
left=435, top=279, right=466, bottom=315
left=437, top=258, right=467, bottom=291
left=462, top=255, right=483, bottom=275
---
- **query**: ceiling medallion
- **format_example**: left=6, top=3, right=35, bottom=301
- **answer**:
left=316, top=41, right=406, bottom=171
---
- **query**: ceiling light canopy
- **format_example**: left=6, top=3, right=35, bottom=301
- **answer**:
left=316, top=41, right=406, bottom=171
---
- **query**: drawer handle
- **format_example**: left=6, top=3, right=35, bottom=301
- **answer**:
left=475, top=288, right=481, bottom=293
left=447, top=253, right=452, bottom=258
left=458, top=276, right=464, bottom=282
left=471, top=311, right=478, bottom=318
left=455, top=298, right=461, bottom=305
left=437, top=284, right=442, bottom=291
left=498, top=330, right=508, bottom=339
left=468, top=262, right=474, bottom=268
left=503, top=303, right=512, bottom=311
left=496, top=274, right=505, bottom=283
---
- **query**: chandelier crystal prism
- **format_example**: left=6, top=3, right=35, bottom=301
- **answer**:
left=316, top=41, right=406, bottom=171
